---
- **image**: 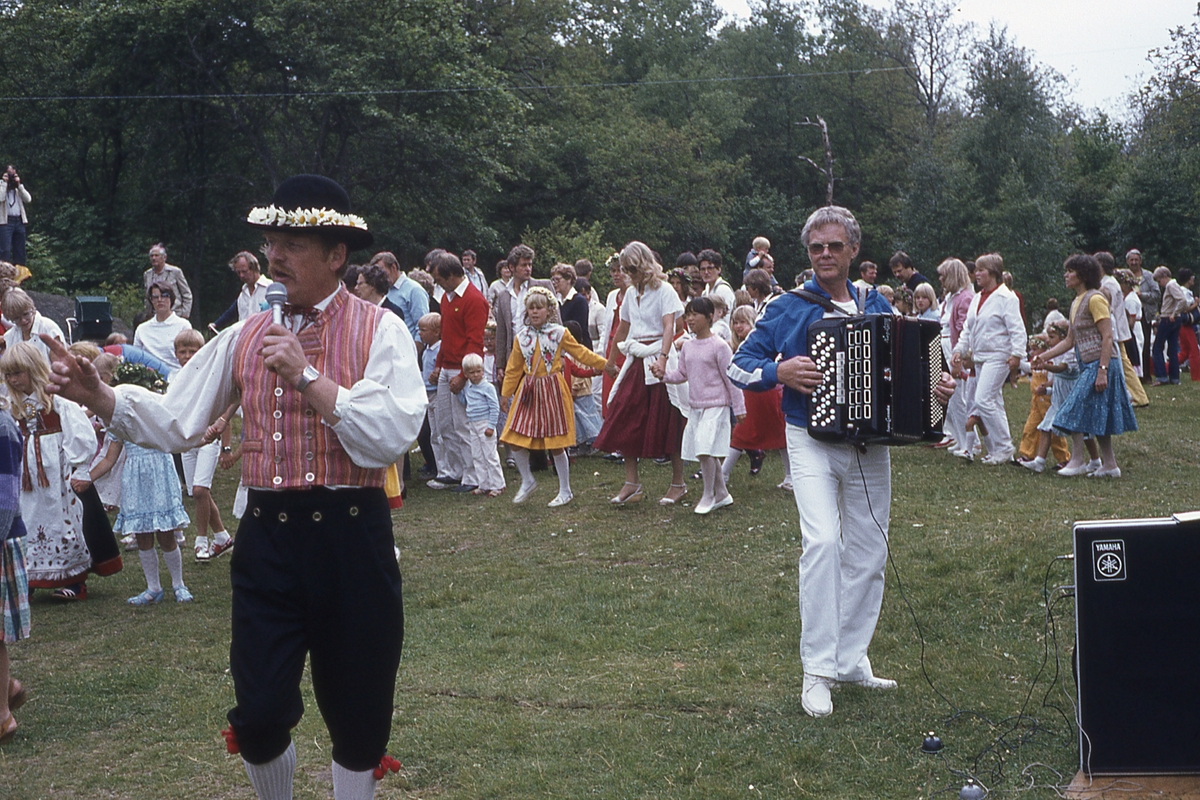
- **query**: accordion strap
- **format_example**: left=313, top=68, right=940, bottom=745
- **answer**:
left=790, top=288, right=865, bottom=316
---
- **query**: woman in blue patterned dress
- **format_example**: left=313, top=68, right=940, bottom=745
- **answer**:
left=1033, top=254, right=1137, bottom=479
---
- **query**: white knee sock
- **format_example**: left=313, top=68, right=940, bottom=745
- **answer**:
left=513, top=449, right=534, bottom=487
left=552, top=451, right=571, bottom=497
left=244, top=741, right=295, bottom=800
left=162, top=546, right=185, bottom=589
left=332, top=761, right=377, bottom=800
left=722, top=448, right=743, bottom=481
left=138, top=549, right=161, bottom=593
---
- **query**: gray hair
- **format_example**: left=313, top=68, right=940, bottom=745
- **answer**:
left=800, top=206, right=861, bottom=249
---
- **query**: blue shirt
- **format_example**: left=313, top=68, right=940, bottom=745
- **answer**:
left=729, top=279, right=892, bottom=428
left=458, top=379, right=500, bottom=428
left=421, top=341, right=440, bottom=395
left=387, top=274, right=430, bottom=341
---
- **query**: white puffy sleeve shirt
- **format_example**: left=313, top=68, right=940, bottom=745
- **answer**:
left=110, top=311, right=427, bottom=471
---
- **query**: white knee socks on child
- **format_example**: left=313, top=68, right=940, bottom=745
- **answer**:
left=162, top=546, right=184, bottom=589
left=243, top=741, right=296, bottom=800
left=551, top=451, right=571, bottom=504
left=138, top=549, right=161, bottom=593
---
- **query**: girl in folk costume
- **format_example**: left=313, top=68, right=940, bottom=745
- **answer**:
left=1, top=342, right=96, bottom=601
left=88, top=363, right=192, bottom=605
left=723, top=305, right=792, bottom=491
left=500, top=287, right=609, bottom=507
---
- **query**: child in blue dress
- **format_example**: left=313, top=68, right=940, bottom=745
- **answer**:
left=86, top=363, right=192, bottom=604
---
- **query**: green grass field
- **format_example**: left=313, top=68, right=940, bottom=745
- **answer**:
left=3, top=381, right=1198, bottom=799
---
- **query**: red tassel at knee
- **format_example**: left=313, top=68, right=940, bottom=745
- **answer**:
left=221, top=726, right=240, bottom=754
left=372, top=755, right=402, bottom=780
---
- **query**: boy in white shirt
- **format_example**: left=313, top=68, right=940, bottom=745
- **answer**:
left=175, top=329, right=233, bottom=561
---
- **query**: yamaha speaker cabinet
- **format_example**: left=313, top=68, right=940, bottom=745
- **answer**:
left=1074, top=512, right=1200, bottom=774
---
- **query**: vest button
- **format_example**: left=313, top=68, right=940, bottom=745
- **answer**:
left=349, top=506, right=359, bottom=517
left=278, top=512, right=288, bottom=522
left=305, top=472, right=315, bottom=482
left=305, top=409, right=314, bottom=417
left=273, top=432, right=283, bottom=441
left=252, top=507, right=261, bottom=517
left=312, top=511, right=322, bottom=522
left=273, top=476, right=283, bottom=485
left=274, top=456, right=283, bottom=464
left=274, top=387, right=284, bottom=397
left=305, top=431, right=313, bottom=439
left=273, top=410, right=283, bottom=419
left=305, top=452, right=314, bottom=461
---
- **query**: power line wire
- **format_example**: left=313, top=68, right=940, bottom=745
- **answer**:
left=0, top=65, right=909, bottom=102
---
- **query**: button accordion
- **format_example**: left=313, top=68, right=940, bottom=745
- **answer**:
left=806, top=314, right=945, bottom=445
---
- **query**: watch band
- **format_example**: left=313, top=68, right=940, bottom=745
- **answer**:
left=295, top=365, right=320, bottom=393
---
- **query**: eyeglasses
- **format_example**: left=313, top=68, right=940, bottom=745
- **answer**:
left=807, top=241, right=847, bottom=256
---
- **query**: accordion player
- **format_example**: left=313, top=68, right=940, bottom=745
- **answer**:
left=806, top=313, right=945, bottom=445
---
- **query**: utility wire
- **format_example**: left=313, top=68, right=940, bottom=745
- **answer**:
left=0, top=65, right=909, bottom=102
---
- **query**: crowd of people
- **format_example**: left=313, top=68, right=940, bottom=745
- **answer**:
left=0, top=169, right=1193, bottom=797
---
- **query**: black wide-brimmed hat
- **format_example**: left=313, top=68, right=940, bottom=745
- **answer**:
left=246, top=174, right=375, bottom=251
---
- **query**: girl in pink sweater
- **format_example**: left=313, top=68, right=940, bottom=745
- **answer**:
left=655, top=297, right=745, bottom=514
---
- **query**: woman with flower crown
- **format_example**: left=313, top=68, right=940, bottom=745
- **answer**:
left=500, top=287, right=609, bottom=507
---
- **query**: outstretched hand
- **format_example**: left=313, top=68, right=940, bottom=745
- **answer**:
left=43, top=334, right=117, bottom=423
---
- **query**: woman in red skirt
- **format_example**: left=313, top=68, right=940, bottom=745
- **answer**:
left=594, top=242, right=687, bottom=505
left=722, top=305, right=791, bottom=490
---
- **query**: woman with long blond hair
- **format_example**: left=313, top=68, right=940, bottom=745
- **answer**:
left=594, top=242, right=687, bottom=505
left=1, top=342, right=95, bottom=600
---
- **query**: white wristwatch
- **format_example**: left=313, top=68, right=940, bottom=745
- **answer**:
left=294, top=365, right=320, bottom=393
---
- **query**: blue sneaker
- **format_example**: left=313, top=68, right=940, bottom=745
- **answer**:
left=128, top=589, right=164, bottom=606
left=173, top=585, right=194, bottom=603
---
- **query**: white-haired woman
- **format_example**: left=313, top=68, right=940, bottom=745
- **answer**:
left=951, top=254, right=1027, bottom=464
left=594, top=242, right=687, bottom=505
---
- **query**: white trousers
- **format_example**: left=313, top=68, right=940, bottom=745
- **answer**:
left=435, top=368, right=468, bottom=481
left=464, top=419, right=505, bottom=492
left=945, top=374, right=970, bottom=450
left=786, top=425, right=890, bottom=681
left=970, top=359, right=1013, bottom=458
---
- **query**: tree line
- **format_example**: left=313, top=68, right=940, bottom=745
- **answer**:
left=0, top=0, right=1197, bottom=322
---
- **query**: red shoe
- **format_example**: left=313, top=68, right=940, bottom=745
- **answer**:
left=208, top=539, right=234, bottom=559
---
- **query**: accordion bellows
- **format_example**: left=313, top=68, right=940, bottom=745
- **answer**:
left=807, top=314, right=945, bottom=445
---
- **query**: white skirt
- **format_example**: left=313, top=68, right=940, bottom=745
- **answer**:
left=681, top=406, right=732, bottom=461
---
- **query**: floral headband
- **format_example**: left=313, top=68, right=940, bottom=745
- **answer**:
left=525, top=286, right=557, bottom=307
left=246, top=205, right=369, bottom=232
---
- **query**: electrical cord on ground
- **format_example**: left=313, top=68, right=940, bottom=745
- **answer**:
left=853, top=450, right=1086, bottom=796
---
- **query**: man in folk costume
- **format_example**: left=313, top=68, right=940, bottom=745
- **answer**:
left=43, top=175, right=426, bottom=799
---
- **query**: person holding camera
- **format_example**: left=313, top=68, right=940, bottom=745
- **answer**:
left=0, top=166, right=31, bottom=267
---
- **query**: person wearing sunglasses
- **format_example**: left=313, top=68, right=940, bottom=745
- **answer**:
left=730, top=205, right=954, bottom=719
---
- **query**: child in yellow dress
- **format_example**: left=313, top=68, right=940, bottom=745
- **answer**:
left=500, top=288, right=609, bottom=507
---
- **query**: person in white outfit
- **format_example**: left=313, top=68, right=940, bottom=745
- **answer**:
left=729, top=206, right=955, bottom=718
left=952, top=254, right=1026, bottom=465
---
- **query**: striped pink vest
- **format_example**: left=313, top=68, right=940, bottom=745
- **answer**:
left=233, top=287, right=386, bottom=490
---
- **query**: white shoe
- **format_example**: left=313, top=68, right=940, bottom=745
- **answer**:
left=547, top=492, right=573, bottom=508
left=777, top=480, right=793, bottom=492
left=802, top=673, right=834, bottom=718
left=193, top=536, right=210, bottom=561
left=980, top=453, right=1012, bottom=466
left=843, top=674, right=898, bottom=690
left=1057, top=463, right=1089, bottom=477
left=1019, top=458, right=1045, bottom=474
left=1088, top=466, right=1121, bottom=479
left=513, top=480, right=538, bottom=504
left=1085, top=458, right=1102, bottom=474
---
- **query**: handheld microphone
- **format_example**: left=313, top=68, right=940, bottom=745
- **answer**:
left=265, top=282, right=288, bottom=326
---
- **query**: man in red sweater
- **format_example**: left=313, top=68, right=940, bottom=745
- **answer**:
left=428, top=251, right=490, bottom=491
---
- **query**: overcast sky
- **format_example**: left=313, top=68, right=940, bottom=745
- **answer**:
left=713, top=0, right=1196, bottom=114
